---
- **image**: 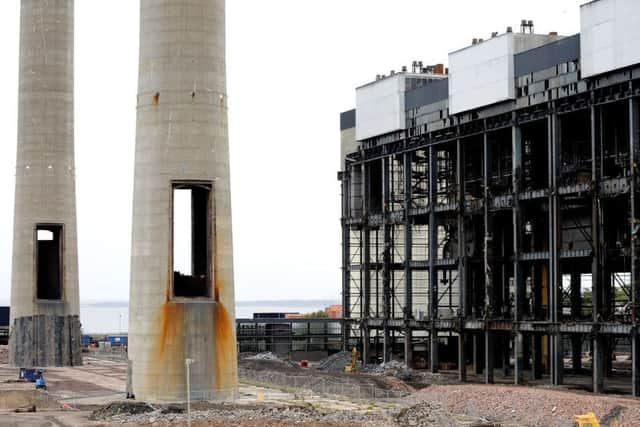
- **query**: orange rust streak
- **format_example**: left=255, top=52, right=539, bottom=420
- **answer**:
left=214, top=300, right=236, bottom=390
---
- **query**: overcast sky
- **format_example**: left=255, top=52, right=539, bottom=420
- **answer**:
left=0, top=1, right=584, bottom=303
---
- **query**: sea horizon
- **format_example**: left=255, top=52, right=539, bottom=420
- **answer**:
left=0, top=298, right=340, bottom=335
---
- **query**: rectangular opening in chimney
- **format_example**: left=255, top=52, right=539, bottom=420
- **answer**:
left=36, top=224, right=63, bottom=300
left=172, top=182, right=212, bottom=298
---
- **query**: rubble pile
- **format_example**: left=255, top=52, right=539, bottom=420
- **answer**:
left=89, top=401, right=155, bottom=420
left=0, top=345, right=8, bottom=364
left=99, top=404, right=392, bottom=426
left=245, top=352, right=285, bottom=363
left=315, top=351, right=352, bottom=373
left=365, top=360, right=414, bottom=381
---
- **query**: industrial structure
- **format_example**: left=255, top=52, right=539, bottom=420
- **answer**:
left=339, top=0, right=640, bottom=396
left=9, top=0, right=82, bottom=367
left=236, top=316, right=342, bottom=360
left=127, top=0, right=237, bottom=401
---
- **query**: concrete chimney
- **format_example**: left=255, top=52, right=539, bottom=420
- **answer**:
left=9, top=0, right=82, bottom=367
left=127, top=0, right=238, bottom=401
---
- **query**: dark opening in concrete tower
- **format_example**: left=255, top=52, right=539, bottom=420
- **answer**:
left=128, top=0, right=238, bottom=401
left=10, top=0, right=82, bottom=367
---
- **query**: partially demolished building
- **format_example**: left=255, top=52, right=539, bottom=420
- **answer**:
left=339, top=0, right=640, bottom=395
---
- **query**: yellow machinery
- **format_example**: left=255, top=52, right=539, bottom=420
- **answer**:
left=345, top=347, right=360, bottom=373
left=573, top=413, right=600, bottom=427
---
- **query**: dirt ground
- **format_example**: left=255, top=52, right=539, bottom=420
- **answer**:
left=0, top=348, right=639, bottom=426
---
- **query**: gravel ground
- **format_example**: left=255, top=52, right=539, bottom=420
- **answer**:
left=0, top=345, right=8, bottom=364
left=410, top=384, right=640, bottom=426
left=92, top=404, right=393, bottom=426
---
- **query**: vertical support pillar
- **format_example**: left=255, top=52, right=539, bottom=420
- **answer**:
left=514, top=332, right=524, bottom=385
left=485, top=329, right=494, bottom=384
left=382, top=158, right=391, bottom=363
left=362, top=163, right=371, bottom=366
left=458, top=333, right=466, bottom=381
left=570, top=273, right=582, bottom=374
left=483, top=129, right=494, bottom=318
left=428, top=145, right=439, bottom=373
left=590, top=102, right=605, bottom=393
left=457, top=138, right=467, bottom=381
left=593, top=335, right=605, bottom=393
left=549, top=110, right=563, bottom=386
left=341, top=167, right=351, bottom=351
left=629, top=96, right=640, bottom=396
left=473, top=333, right=484, bottom=374
left=512, top=121, right=525, bottom=385
left=404, top=152, right=414, bottom=368
left=532, top=334, right=543, bottom=380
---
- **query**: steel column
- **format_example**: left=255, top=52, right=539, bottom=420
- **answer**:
left=429, top=145, right=439, bottom=373
left=629, top=96, right=640, bottom=396
left=549, top=110, right=563, bottom=386
left=382, top=158, right=391, bottom=363
left=362, top=163, right=371, bottom=366
left=404, top=152, right=414, bottom=367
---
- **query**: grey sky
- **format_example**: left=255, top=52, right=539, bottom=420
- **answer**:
left=0, top=1, right=584, bottom=303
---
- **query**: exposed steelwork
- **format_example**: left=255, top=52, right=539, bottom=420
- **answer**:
left=340, top=3, right=640, bottom=396
left=9, top=0, right=82, bottom=367
left=127, top=0, right=237, bottom=401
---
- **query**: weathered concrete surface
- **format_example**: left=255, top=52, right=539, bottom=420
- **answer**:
left=10, top=0, right=81, bottom=367
left=11, top=315, right=81, bottom=368
left=128, top=0, right=237, bottom=401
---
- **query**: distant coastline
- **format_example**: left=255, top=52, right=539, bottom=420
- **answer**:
left=79, top=299, right=339, bottom=309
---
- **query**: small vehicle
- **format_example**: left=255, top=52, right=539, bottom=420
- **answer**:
left=35, top=377, right=47, bottom=390
left=345, top=347, right=360, bottom=373
left=573, top=413, right=599, bottom=427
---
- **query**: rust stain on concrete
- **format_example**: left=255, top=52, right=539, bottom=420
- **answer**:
left=214, top=300, right=236, bottom=390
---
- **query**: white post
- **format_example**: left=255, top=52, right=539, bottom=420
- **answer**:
left=185, top=358, right=194, bottom=427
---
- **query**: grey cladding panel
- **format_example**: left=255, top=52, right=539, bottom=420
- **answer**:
left=405, top=78, right=449, bottom=111
left=515, top=34, right=580, bottom=77
left=340, top=109, right=356, bottom=130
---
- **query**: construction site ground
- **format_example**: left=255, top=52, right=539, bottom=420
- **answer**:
left=0, top=347, right=639, bottom=426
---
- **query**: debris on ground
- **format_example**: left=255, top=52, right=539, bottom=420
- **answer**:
left=316, top=351, right=352, bottom=373
left=409, top=384, right=640, bottom=427
left=89, top=401, right=155, bottom=420
left=245, top=352, right=286, bottom=363
left=0, top=345, right=8, bottom=364
left=96, top=404, right=393, bottom=426
left=395, top=402, right=500, bottom=427
left=365, top=360, right=414, bottom=381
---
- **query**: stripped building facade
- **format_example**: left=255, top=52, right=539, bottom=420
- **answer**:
left=339, top=0, right=640, bottom=396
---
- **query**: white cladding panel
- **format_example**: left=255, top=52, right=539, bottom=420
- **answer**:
left=356, top=74, right=405, bottom=140
left=581, top=0, right=640, bottom=78
left=449, top=35, right=513, bottom=115
left=449, top=33, right=560, bottom=115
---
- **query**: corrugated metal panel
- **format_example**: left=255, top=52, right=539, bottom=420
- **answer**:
left=405, top=78, right=449, bottom=111
left=515, top=34, right=580, bottom=77
left=340, top=109, right=356, bottom=130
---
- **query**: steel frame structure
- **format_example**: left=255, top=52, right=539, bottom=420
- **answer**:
left=340, top=56, right=640, bottom=396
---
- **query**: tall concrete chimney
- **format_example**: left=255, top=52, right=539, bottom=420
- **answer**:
left=9, top=0, right=82, bottom=367
left=128, top=0, right=238, bottom=401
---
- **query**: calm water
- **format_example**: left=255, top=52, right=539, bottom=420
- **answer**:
left=79, top=300, right=336, bottom=334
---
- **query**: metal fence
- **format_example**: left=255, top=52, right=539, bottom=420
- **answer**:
left=239, top=369, right=407, bottom=400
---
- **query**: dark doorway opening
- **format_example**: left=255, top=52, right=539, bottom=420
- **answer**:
left=172, top=182, right=212, bottom=298
left=36, top=225, right=63, bottom=300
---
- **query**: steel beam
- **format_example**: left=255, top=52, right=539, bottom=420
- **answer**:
left=382, top=157, right=391, bottom=363
left=362, top=163, right=371, bottom=366
left=429, top=145, right=439, bottom=373
left=549, top=110, right=563, bottom=386
left=630, top=96, right=640, bottom=396
left=404, top=152, right=413, bottom=367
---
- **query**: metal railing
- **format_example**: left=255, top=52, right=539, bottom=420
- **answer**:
left=239, top=369, right=407, bottom=400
